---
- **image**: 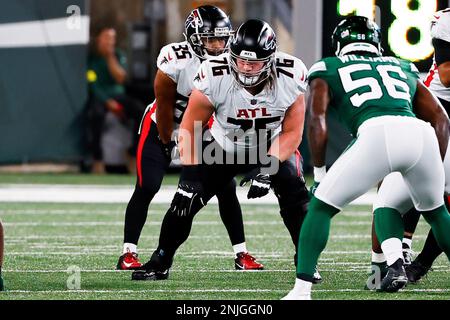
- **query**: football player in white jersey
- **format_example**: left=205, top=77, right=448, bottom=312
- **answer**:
left=131, top=19, right=318, bottom=282
left=367, top=8, right=450, bottom=285
left=118, top=6, right=263, bottom=272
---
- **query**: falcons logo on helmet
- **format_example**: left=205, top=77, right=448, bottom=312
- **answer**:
left=185, top=9, right=204, bottom=30
left=263, top=33, right=276, bottom=50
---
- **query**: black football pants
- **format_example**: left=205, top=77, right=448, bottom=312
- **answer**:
left=123, top=114, right=246, bottom=249
left=156, top=143, right=310, bottom=265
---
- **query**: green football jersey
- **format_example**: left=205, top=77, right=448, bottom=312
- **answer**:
left=307, top=54, right=420, bottom=137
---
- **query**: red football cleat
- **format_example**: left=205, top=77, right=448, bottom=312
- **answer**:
left=116, top=252, right=143, bottom=270
left=235, top=252, right=264, bottom=270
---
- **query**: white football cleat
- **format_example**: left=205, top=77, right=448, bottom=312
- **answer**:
left=281, top=289, right=312, bottom=300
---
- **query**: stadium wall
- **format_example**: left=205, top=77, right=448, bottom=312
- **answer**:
left=0, top=0, right=89, bottom=164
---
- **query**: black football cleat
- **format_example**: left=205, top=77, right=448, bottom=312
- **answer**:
left=131, top=249, right=172, bottom=281
left=406, top=258, right=431, bottom=284
left=379, top=259, right=408, bottom=293
left=312, top=266, right=323, bottom=284
left=131, top=268, right=169, bottom=281
left=402, top=243, right=413, bottom=266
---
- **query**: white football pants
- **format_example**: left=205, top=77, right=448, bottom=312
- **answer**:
left=373, top=138, right=450, bottom=213
left=315, top=116, right=445, bottom=212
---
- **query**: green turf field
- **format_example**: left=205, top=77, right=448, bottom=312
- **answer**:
left=0, top=174, right=449, bottom=300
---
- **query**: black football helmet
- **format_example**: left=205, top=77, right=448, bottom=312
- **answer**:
left=332, top=15, right=382, bottom=57
left=184, top=5, right=232, bottom=60
left=229, top=19, right=277, bottom=87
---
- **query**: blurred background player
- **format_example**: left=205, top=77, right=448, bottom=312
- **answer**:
left=283, top=16, right=450, bottom=299
left=87, top=25, right=146, bottom=174
left=368, top=8, right=450, bottom=286
left=131, top=19, right=315, bottom=282
left=0, top=220, right=4, bottom=291
left=117, top=5, right=263, bottom=272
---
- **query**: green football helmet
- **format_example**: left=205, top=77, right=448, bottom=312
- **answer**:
left=332, top=15, right=382, bottom=57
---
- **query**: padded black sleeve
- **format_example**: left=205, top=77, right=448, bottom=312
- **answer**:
left=432, top=38, right=450, bottom=66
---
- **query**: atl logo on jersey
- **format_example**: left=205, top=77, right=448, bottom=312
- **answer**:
left=236, top=108, right=272, bottom=118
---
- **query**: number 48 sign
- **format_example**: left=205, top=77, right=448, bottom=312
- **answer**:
left=338, top=0, right=439, bottom=62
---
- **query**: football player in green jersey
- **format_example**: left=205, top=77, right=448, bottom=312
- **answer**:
left=283, top=16, right=450, bottom=300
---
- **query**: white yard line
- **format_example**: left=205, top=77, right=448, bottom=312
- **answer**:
left=3, top=250, right=377, bottom=256
left=0, top=209, right=372, bottom=216
left=4, top=234, right=428, bottom=241
left=5, top=288, right=450, bottom=294
left=0, top=184, right=377, bottom=205
left=3, top=264, right=448, bottom=273
left=2, top=221, right=371, bottom=227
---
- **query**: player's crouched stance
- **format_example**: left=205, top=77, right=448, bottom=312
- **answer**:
left=283, top=16, right=450, bottom=300
left=132, top=19, right=319, bottom=282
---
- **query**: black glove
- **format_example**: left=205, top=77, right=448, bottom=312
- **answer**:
left=240, top=156, right=280, bottom=199
left=170, top=165, right=205, bottom=216
left=159, top=137, right=176, bottom=162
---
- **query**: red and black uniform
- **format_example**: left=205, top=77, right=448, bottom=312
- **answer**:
left=123, top=42, right=247, bottom=252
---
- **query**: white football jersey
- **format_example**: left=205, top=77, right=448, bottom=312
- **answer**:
left=424, top=8, right=450, bottom=102
left=141, top=41, right=201, bottom=132
left=193, top=51, right=307, bottom=155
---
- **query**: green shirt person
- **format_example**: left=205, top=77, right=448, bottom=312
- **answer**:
left=85, top=26, right=148, bottom=174
left=87, top=27, right=128, bottom=119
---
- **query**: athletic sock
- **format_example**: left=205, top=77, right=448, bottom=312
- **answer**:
left=381, top=238, right=403, bottom=266
left=402, top=208, right=421, bottom=235
left=233, top=243, right=247, bottom=256
left=421, top=205, right=450, bottom=261
left=416, top=229, right=443, bottom=267
left=374, top=207, right=404, bottom=243
left=402, top=238, right=412, bottom=250
left=123, top=243, right=137, bottom=255
left=371, top=251, right=386, bottom=263
left=296, top=197, right=339, bottom=280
